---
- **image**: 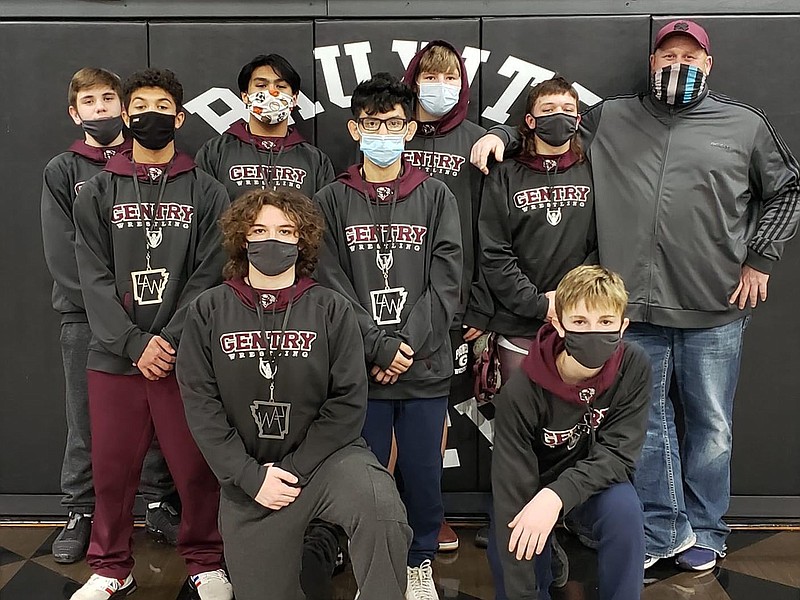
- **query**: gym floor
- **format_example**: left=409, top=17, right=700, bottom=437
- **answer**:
left=0, top=524, right=798, bottom=599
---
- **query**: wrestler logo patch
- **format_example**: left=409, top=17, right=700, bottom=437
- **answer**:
left=260, top=293, right=277, bottom=308
left=251, top=400, right=291, bottom=440
left=546, top=207, right=562, bottom=226
left=131, top=268, right=169, bottom=305
left=370, top=287, right=408, bottom=325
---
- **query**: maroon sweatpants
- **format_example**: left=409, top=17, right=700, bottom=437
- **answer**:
left=87, top=370, right=223, bottom=578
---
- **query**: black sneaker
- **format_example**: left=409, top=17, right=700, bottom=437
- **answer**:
left=475, top=525, right=489, bottom=549
left=52, top=511, right=92, bottom=564
left=145, top=501, right=180, bottom=546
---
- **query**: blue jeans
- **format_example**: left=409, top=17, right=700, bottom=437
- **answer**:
left=362, top=397, right=448, bottom=567
left=625, top=318, right=748, bottom=558
left=488, top=483, right=644, bottom=600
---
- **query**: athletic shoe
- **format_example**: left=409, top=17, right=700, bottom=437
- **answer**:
left=645, top=533, right=697, bottom=570
left=676, top=546, right=717, bottom=571
left=474, top=525, right=489, bottom=549
left=437, top=521, right=459, bottom=552
left=190, top=569, right=234, bottom=600
left=405, top=559, right=439, bottom=600
left=145, top=501, right=180, bottom=546
left=53, top=511, right=92, bottom=564
left=70, top=573, right=136, bottom=600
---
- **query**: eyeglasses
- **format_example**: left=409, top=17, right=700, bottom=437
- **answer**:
left=357, top=116, right=408, bottom=133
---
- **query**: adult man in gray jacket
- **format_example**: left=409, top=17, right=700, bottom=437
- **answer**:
left=471, top=19, right=800, bottom=572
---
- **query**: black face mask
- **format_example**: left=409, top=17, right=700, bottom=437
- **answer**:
left=81, top=116, right=124, bottom=146
left=533, top=113, right=578, bottom=147
left=128, top=111, right=176, bottom=150
left=247, top=239, right=298, bottom=277
left=563, top=329, right=622, bottom=369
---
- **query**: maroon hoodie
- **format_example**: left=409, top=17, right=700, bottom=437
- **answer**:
left=314, top=160, right=463, bottom=400
left=73, top=148, right=229, bottom=375
left=41, top=138, right=132, bottom=321
left=177, top=276, right=367, bottom=498
left=196, top=120, right=335, bottom=202
left=491, top=322, right=650, bottom=596
left=402, top=40, right=492, bottom=329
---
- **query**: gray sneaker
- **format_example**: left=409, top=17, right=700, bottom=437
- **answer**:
left=53, top=512, right=92, bottom=564
left=145, top=501, right=180, bottom=546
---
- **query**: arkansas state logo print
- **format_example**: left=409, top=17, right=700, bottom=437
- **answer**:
left=250, top=400, right=291, bottom=440
left=131, top=268, right=170, bottom=305
left=370, top=287, right=408, bottom=325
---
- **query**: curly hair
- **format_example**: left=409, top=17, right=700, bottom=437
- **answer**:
left=220, top=189, right=325, bottom=280
left=518, top=76, right=584, bottom=163
left=123, top=68, right=183, bottom=111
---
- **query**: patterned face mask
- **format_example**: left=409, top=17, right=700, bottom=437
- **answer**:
left=651, top=63, right=707, bottom=107
left=247, top=90, right=294, bottom=124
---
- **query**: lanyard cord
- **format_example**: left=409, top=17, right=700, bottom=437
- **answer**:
left=252, top=285, right=295, bottom=395
left=247, top=128, right=286, bottom=190
left=360, top=169, right=400, bottom=289
left=131, top=161, right=171, bottom=268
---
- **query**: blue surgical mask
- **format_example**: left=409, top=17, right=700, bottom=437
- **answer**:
left=359, top=131, right=406, bottom=168
left=417, top=82, right=460, bottom=117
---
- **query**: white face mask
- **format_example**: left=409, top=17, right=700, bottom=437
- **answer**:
left=247, top=90, right=294, bottom=124
left=417, top=82, right=460, bottom=117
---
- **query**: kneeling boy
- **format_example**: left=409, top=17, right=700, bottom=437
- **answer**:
left=177, top=189, right=412, bottom=600
left=491, top=265, right=650, bottom=600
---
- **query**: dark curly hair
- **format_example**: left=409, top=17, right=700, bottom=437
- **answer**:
left=350, top=72, right=414, bottom=119
left=123, top=68, right=183, bottom=111
left=220, top=189, right=325, bottom=280
left=518, top=76, right=584, bottom=163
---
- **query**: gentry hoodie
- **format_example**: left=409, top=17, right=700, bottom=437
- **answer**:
left=314, top=161, right=463, bottom=399
left=74, top=150, right=229, bottom=374
left=41, top=138, right=132, bottom=323
left=177, top=277, right=367, bottom=503
left=480, top=150, right=597, bottom=337
left=196, top=121, right=335, bottom=201
left=402, top=40, right=492, bottom=330
left=491, top=324, right=650, bottom=599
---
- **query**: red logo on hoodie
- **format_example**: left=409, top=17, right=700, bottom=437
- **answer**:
left=542, top=407, right=609, bottom=450
left=403, top=150, right=466, bottom=176
left=228, top=164, right=307, bottom=189
left=345, top=223, right=428, bottom=252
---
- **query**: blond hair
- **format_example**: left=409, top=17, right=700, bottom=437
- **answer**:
left=555, top=265, right=628, bottom=321
left=417, top=45, right=461, bottom=78
left=68, top=68, right=122, bottom=107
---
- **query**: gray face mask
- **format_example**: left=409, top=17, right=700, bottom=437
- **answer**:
left=247, top=239, right=298, bottom=277
left=563, top=329, right=621, bottom=369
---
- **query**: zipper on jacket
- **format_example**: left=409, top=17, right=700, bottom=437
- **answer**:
left=646, top=117, right=674, bottom=321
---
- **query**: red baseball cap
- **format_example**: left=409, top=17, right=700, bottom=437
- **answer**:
left=654, top=19, right=711, bottom=53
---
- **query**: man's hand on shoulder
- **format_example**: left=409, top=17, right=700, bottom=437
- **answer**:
left=470, top=133, right=505, bottom=175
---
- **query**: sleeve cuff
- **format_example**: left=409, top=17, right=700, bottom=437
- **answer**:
left=745, top=248, right=775, bottom=274
left=545, top=480, right=580, bottom=516
left=125, top=332, right=154, bottom=365
left=240, top=462, right=269, bottom=499
left=463, top=307, right=492, bottom=331
left=373, top=337, right=403, bottom=370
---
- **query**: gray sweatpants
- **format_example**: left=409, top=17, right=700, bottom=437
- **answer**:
left=59, top=321, right=175, bottom=512
left=220, top=443, right=412, bottom=600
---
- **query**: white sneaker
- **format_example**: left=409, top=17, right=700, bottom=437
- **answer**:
left=644, top=533, right=697, bottom=570
left=190, top=569, right=233, bottom=600
left=71, top=573, right=136, bottom=600
left=405, top=559, right=439, bottom=600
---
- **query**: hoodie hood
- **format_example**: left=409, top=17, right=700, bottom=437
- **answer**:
left=514, top=148, right=581, bottom=173
left=104, top=149, right=196, bottom=180
left=224, top=276, right=317, bottom=311
left=69, top=138, right=132, bottom=164
left=402, top=40, right=470, bottom=136
left=226, top=121, right=306, bottom=151
left=522, top=323, right=623, bottom=405
left=337, top=160, right=429, bottom=203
